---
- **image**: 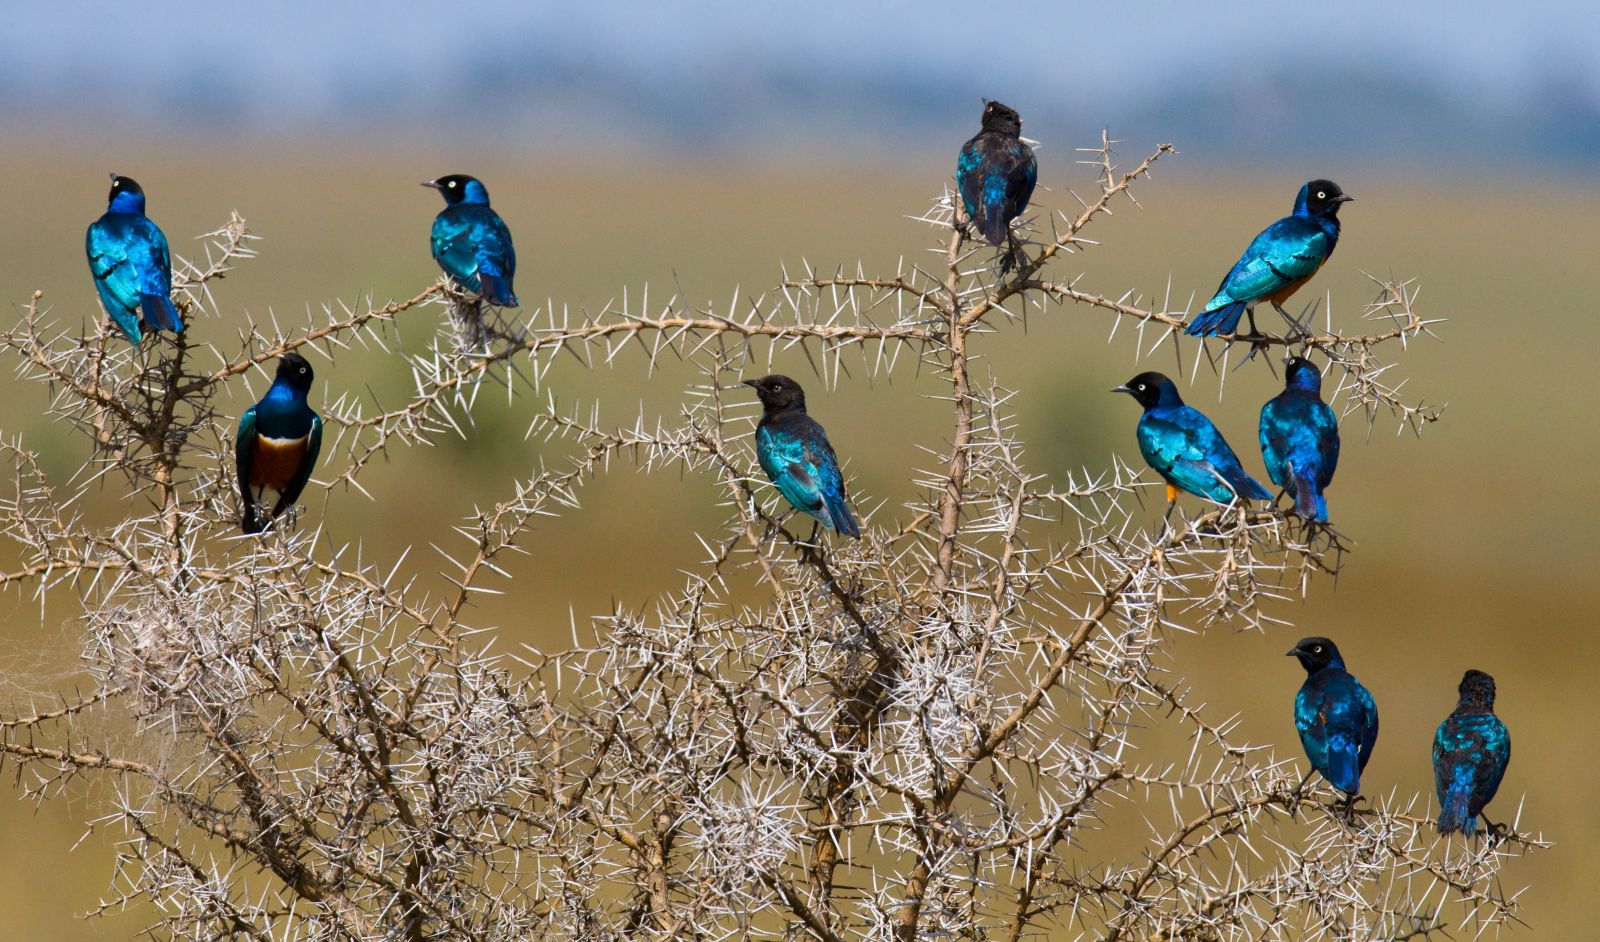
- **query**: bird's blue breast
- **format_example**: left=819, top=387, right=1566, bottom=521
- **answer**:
left=251, top=383, right=316, bottom=439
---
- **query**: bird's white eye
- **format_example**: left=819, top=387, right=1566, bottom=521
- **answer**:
left=1316, top=191, right=1327, bottom=199
left=299, top=367, right=308, bottom=374
left=447, top=180, right=457, bottom=188
left=1136, top=383, right=1146, bottom=391
left=1312, top=644, right=1323, bottom=653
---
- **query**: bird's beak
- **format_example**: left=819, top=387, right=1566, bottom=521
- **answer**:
left=1285, top=646, right=1303, bottom=657
left=1110, top=385, right=1131, bottom=394
left=1282, top=355, right=1295, bottom=365
left=421, top=180, right=441, bottom=189
left=1335, top=194, right=1355, bottom=203
left=741, top=379, right=760, bottom=388
left=107, top=171, right=118, bottom=182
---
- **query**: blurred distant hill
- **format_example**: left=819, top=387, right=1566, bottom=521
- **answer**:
left=4, top=55, right=1595, bottom=167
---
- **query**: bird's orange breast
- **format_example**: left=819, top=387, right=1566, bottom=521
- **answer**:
left=250, top=436, right=308, bottom=488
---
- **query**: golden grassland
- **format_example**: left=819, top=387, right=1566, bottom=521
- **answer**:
left=0, top=135, right=1595, bottom=938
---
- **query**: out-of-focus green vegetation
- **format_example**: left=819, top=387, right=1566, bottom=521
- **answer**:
left=0, top=134, right=1594, bottom=939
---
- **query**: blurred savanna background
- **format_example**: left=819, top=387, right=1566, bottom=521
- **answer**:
left=2, top=2, right=1598, bottom=938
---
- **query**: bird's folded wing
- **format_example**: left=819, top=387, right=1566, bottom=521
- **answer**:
left=235, top=407, right=258, bottom=502
left=140, top=231, right=173, bottom=295
left=779, top=461, right=824, bottom=511
left=956, top=143, right=985, bottom=217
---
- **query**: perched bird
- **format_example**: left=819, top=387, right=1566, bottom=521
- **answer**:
left=743, top=374, right=860, bottom=538
left=236, top=353, right=323, bottom=535
left=85, top=174, right=183, bottom=343
left=1259, top=356, right=1340, bottom=522
left=1433, top=669, right=1511, bottom=837
left=1288, top=636, right=1379, bottom=804
left=423, top=174, right=519, bottom=306
left=1113, top=371, right=1271, bottom=517
left=1186, top=180, right=1353, bottom=338
left=956, top=100, right=1038, bottom=247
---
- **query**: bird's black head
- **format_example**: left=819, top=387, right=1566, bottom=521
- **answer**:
left=1111, top=371, right=1180, bottom=410
left=106, top=173, right=146, bottom=213
left=423, top=174, right=486, bottom=207
left=1457, top=669, right=1497, bottom=711
left=1283, top=355, right=1323, bottom=393
left=742, top=374, right=807, bottom=413
left=980, top=100, right=1023, bottom=136
left=1298, top=179, right=1353, bottom=217
left=275, top=352, right=315, bottom=392
left=1287, top=636, right=1345, bottom=674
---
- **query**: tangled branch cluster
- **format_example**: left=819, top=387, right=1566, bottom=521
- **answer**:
left=0, top=139, right=1540, bottom=941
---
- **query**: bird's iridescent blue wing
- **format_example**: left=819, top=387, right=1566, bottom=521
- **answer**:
left=1002, top=142, right=1037, bottom=227
left=1313, top=401, right=1340, bottom=488
left=134, top=218, right=181, bottom=332
left=1139, top=411, right=1226, bottom=501
left=1258, top=399, right=1290, bottom=488
left=137, top=219, right=173, bottom=296
left=86, top=218, right=144, bottom=342
left=1353, top=679, right=1379, bottom=772
left=1483, top=716, right=1510, bottom=797
left=1141, top=408, right=1268, bottom=502
left=470, top=210, right=518, bottom=306
left=756, top=425, right=821, bottom=513
left=431, top=210, right=480, bottom=292
left=756, top=420, right=857, bottom=536
left=956, top=140, right=984, bottom=223
left=1431, top=718, right=1451, bottom=801
left=1294, top=685, right=1332, bottom=777
left=236, top=405, right=260, bottom=531
left=801, top=432, right=858, bottom=537
left=1216, top=218, right=1332, bottom=303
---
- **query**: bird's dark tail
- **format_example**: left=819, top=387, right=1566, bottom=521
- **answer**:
left=140, top=294, right=183, bottom=334
left=1324, top=746, right=1361, bottom=797
left=824, top=492, right=862, bottom=539
left=108, top=309, right=144, bottom=345
left=1291, top=468, right=1328, bottom=522
left=1228, top=469, right=1273, bottom=502
left=1185, top=300, right=1247, bottom=337
left=1437, top=783, right=1476, bottom=835
left=479, top=273, right=519, bottom=307
left=982, top=195, right=1008, bottom=245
